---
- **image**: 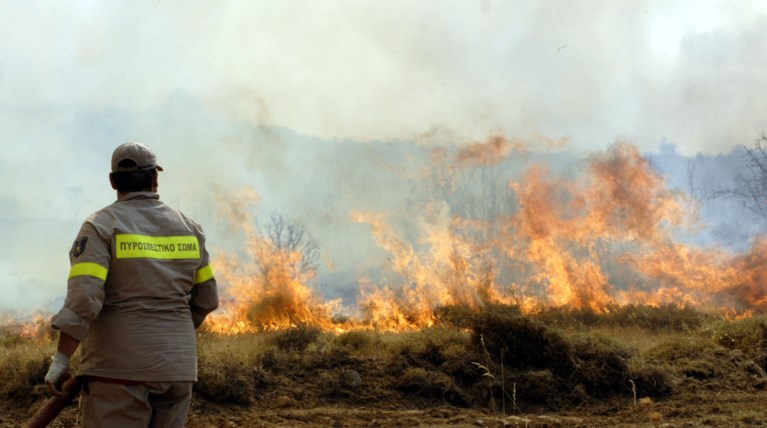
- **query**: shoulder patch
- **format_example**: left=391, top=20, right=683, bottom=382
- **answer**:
left=72, top=237, right=88, bottom=257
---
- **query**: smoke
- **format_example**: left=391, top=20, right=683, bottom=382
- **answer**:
left=0, top=94, right=763, bottom=320
left=3, top=2, right=767, bottom=154
left=3, top=2, right=767, bottom=317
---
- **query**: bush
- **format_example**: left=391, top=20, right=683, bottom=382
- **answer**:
left=571, top=334, right=632, bottom=397
left=434, top=305, right=486, bottom=328
left=512, top=369, right=563, bottom=404
left=470, top=308, right=576, bottom=377
left=630, top=364, right=675, bottom=398
left=396, top=367, right=468, bottom=405
left=644, top=336, right=738, bottom=384
left=645, top=336, right=714, bottom=362
left=605, top=304, right=710, bottom=331
left=0, top=346, right=50, bottom=405
left=195, top=358, right=263, bottom=405
left=712, top=316, right=767, bottom=356
left=273, top=324, right=322, bottom=352
left=533, top=304, right=711, bottom=331
left=335, top=330, right=378, bottom=351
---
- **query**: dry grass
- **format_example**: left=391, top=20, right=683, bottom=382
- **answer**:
left=0, top=341, right=51, bottom=406
left=3, top=304, right=767, bottom=426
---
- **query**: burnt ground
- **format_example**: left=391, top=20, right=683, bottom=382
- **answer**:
left=8, top=387, right=767, bottom=427
left=10, top=353, right=767, bottom=428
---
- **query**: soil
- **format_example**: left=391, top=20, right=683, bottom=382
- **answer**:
left=8, top=387, right=766, bottom=427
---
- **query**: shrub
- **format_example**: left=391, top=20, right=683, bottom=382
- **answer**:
left=392, top=328, right=469, bottom=368
left=644, top=336, right=738, bottom=384
left=434, top=305, right=483, bottom=328
left=0, top=346, right=50, bottom=405
left=273, top=324, right=322, bottom=352
left=335, top=330, right=377, bottom=351
left=533, top=304, right=711, bottom=331
left=470, top=308, right=576, bottom=377
left=195, top=358, right=261, bottom=405
left=512, top=369, right=562, bottom=404
left=630, top=364, right=675, bottom=398
left=606, top=304, right=710, bottom=331
left=396, top=367, right=468, bottom=405
left=712, top=316, right=767, bottom=356
left=645, top=336, right=714, bottom=362
left=571, top=333, right=632, bottom=397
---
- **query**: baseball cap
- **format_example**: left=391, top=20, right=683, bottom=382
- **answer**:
left=111, top=142, right=164, bottom=172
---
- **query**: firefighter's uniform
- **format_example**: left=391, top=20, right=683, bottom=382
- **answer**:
left=51, top=190, right=218, bottom=427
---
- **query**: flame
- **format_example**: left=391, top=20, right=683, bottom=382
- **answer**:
left=727, top=237, right=767, bottom=310
left=205, top=188, right=341, bottom=334
left=9, top=138, right=764, bottom=337
left=203, top=138, right=767, bottom=334
left=454, top=135, right=528, bottom=169
left=351, top=208, right=513, bottom=330
left=206, top=231, right=345, bottom=333
left=0, top=314, right=53, bottom=343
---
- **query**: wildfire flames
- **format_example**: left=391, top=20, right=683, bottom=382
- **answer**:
left=0, top=314, right=52, bottom=342
left=206, top=138, right=767, bottom=334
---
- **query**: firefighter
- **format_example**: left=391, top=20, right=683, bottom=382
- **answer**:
left=44, top=142, right=219, bottom=427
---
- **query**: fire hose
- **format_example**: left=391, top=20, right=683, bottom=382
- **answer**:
left=27, top=375, right=83, bottom=428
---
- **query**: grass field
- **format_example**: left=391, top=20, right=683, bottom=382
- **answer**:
left=3, top=304, right=767, bottom=427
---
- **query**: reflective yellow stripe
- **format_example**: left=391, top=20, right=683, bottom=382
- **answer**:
left=115, top=234, right=201, bottom=260
left=195, top=264, right=214, bottom=284
left=68, top=262, right=109, bottom=281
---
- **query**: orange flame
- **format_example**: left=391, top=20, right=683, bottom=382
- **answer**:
left=206, top=188, right=341, bottom=334
left=0, top=314, right=53, bottom=343
left=206, top=139, right=767, bottom=334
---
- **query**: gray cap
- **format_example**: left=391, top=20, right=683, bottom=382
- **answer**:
left=111, top=142, right=164, bottom=172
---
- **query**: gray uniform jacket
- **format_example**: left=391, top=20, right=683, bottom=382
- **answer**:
left=51, top=191, right=218, bottom=382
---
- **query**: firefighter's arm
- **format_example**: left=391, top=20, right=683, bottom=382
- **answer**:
left=190, top=232, right=218, bottom=328
left=190, top=263, right=217, bottom=328
left=48, top=221, right=109, bottom=393
left=45, top=332, right=80, bottom=397
left=190, top=279, right=217, bottom=328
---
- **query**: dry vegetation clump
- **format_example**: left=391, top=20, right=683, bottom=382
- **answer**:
left=532, top=304, right=713, bottom=331
left=569, top=333, right=632, bottom=398
left=272, top=323, right=322, bottom=352
left=334, top=330, right=380, bottom=351
left=0, top=343, right=50, bottom=406
left=395, top=367, right=470, bottom=406
left=196, top=358, right=260, bottom=405
left=461, top=305, right=675, bottom=408
left=512, top=369, right=565, bottom=405
left=469, top=305, right=576, bottom=377
left=712, top=316, right=767, bottom=354
left=434, top=304, right=519, bottom=329
left=628, top=362, right=675, bottom=398
left=194, top=334, right=275, bottom=405
left=711, top=316, right=767, bottom=382
left=386, top=328, right=480, bottom=406
left=643, top=332, right=767, bottom=394
left=645, top=336, right=724, bottom=381
left=392, top=328, right=474, bottom=370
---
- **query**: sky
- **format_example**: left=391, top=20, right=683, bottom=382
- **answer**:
left=2, top=0, right=767, bottom=316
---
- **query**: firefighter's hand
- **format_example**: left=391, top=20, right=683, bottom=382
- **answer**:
left=44, top=351, right=70, bottom=397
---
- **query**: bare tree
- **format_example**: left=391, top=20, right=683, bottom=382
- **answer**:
left=707, top=135, right=767, bottom=221
left=265, top=212, right=320, bottom=275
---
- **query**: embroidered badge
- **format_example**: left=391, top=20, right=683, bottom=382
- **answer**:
left=72, top=237, right=88, bottom=257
